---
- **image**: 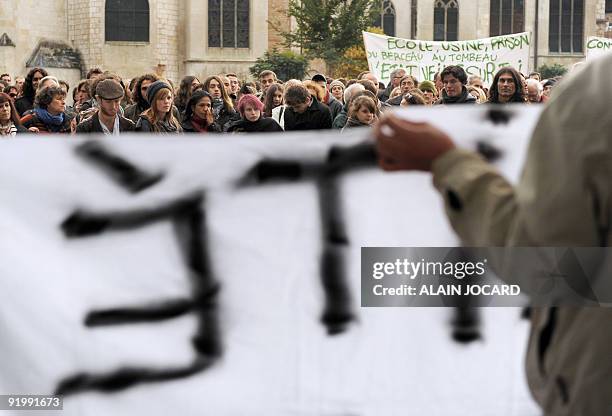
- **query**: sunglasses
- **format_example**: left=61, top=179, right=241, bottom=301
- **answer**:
left=9, top=93, right=17, bottom=98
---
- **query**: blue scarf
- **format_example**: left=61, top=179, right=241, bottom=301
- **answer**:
left=35, top=108, right=65, bottom=126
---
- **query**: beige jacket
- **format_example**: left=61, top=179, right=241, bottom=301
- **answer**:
left=431, top=54, right=612, bottom=415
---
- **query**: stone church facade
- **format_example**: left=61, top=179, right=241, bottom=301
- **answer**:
left=381, top=0, right=611, bottom=70
left=0, top=0, right=611, bottom=90
left=0, top=0, right=291, bottom=89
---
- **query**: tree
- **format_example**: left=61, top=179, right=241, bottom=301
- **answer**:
left=272, top=0, right=381, bottom=73
left=249, top=49, right=309, bottom=81
left=334, top=26, right=384, bottom=79
left=537, top=63, right=568, bottom=79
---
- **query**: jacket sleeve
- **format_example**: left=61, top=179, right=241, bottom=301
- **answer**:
left=207, top=123, right=222, bottom=133
left=75, top=119, right=90, bottom=133
left=20, top=114, right=32, bottom=128
left=135, top=117, right=152, bottom=132
left=320, top=106, right=332, bottom=129
left=332, top=112, right=347, bottom=129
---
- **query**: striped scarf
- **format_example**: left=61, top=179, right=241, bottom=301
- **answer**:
left=0, top=122, right=17, bottom=137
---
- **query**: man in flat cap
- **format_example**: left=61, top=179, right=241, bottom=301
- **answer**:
left=76, top=78, right=135, bottom=134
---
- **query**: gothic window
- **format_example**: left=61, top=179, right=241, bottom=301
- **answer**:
left=549, top=0, right=584, bottom=53
left=105, top=0, right=150, bottom=42
left=434, top=0, right=458, bottom=41
left=490, top=0, right=525, bottom=36
left=208, top=0, right=250, bottom=48
left=373, top=0, right=396, bottom=37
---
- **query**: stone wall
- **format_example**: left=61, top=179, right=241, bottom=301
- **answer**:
left=0, top=0, right=70, bottom=80
left=184, top=0, right=270, bottom=81
left=385, top=0, right=602, bottom=70
left=268, top=0, right=290, bottom=50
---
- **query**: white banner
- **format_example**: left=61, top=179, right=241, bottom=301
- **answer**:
left=363, top=31, right=531, bottom=86
left=586, top=36, right=612, bottom=60
left=0, top=106, right=542, bottom=415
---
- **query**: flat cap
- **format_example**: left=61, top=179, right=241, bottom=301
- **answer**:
left=96, top=79, right=124, bottom=100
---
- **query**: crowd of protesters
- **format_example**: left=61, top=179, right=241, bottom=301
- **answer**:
left=0, top=63, right=562, bottom=137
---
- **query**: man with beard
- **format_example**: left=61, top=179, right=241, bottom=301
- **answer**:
left=257, top=70, right=278, bottom=100
left=435, top=66, right=476, bottom=105
left=76, top=79, right=135, bottom=134
left=488, top=67, right=526, bottom=104
left=124, top=73, right=160, bottom=123
left=226, top=73, right=240, bottom=101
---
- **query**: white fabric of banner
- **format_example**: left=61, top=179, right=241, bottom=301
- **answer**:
left=363, top=31, right=531, bottom=86
left=0, top=105, right=542, bottom=415
left=586, top=36, right=612, bottom=60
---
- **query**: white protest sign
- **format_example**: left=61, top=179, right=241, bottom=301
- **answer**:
left=586, top=36, right=612, bottom=60
left=363, top=31, right=531, bottom=86
left=0, top=105, right=542, bottom=415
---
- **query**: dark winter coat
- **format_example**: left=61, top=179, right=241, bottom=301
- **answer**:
left=284, top=97, right=332, bottom=131
left=14, top=96, right=34, bottom=117
left=435, top=87, right=477, bottom=105
left=20, top=112, right=73, bottom=134
left=224, top=117, right=283, bottom=133
left=76, top=113, right=135, bottom=133
left=135, top=116, right=182, bottom=133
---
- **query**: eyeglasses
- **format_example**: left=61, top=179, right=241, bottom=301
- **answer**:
left=9, top=93, right=17, bottom=98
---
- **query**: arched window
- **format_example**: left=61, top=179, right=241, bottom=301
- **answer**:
left=434, top=0, right=458, bottom=41
left=373, top=0, right=396, bottom=37
left=105, top=0, right=149, bottom=42
left=490, top=0, right=524, bottom=36
left=549, top=0, right=584, bottom=53
left=208, top=0, right=250, bottom=48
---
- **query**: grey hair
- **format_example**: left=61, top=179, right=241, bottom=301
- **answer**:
left=468, top=74, right=482, bottom=84
left=526, top=78, right=543, bottom=92
left=390, top=68, right=407, bottom=79
left=343, top=83, right=365, bottom=104
left=37, top=75, right=59, bottom=91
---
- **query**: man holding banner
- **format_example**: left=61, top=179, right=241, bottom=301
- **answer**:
left=374, top=50, right=612, bottom=415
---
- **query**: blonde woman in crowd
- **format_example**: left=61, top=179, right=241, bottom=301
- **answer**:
left=135, top=80, right=182, bottom=133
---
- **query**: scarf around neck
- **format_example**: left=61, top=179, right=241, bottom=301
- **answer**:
left=191, top=114, right=211, bottom=133
left=212, top=98, right=224, bottom=119
left=441, top=87, right=472, bottom=104
left=0, top=121, right=17, bottom=137
left=35, top=108, right=65, bottom=126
